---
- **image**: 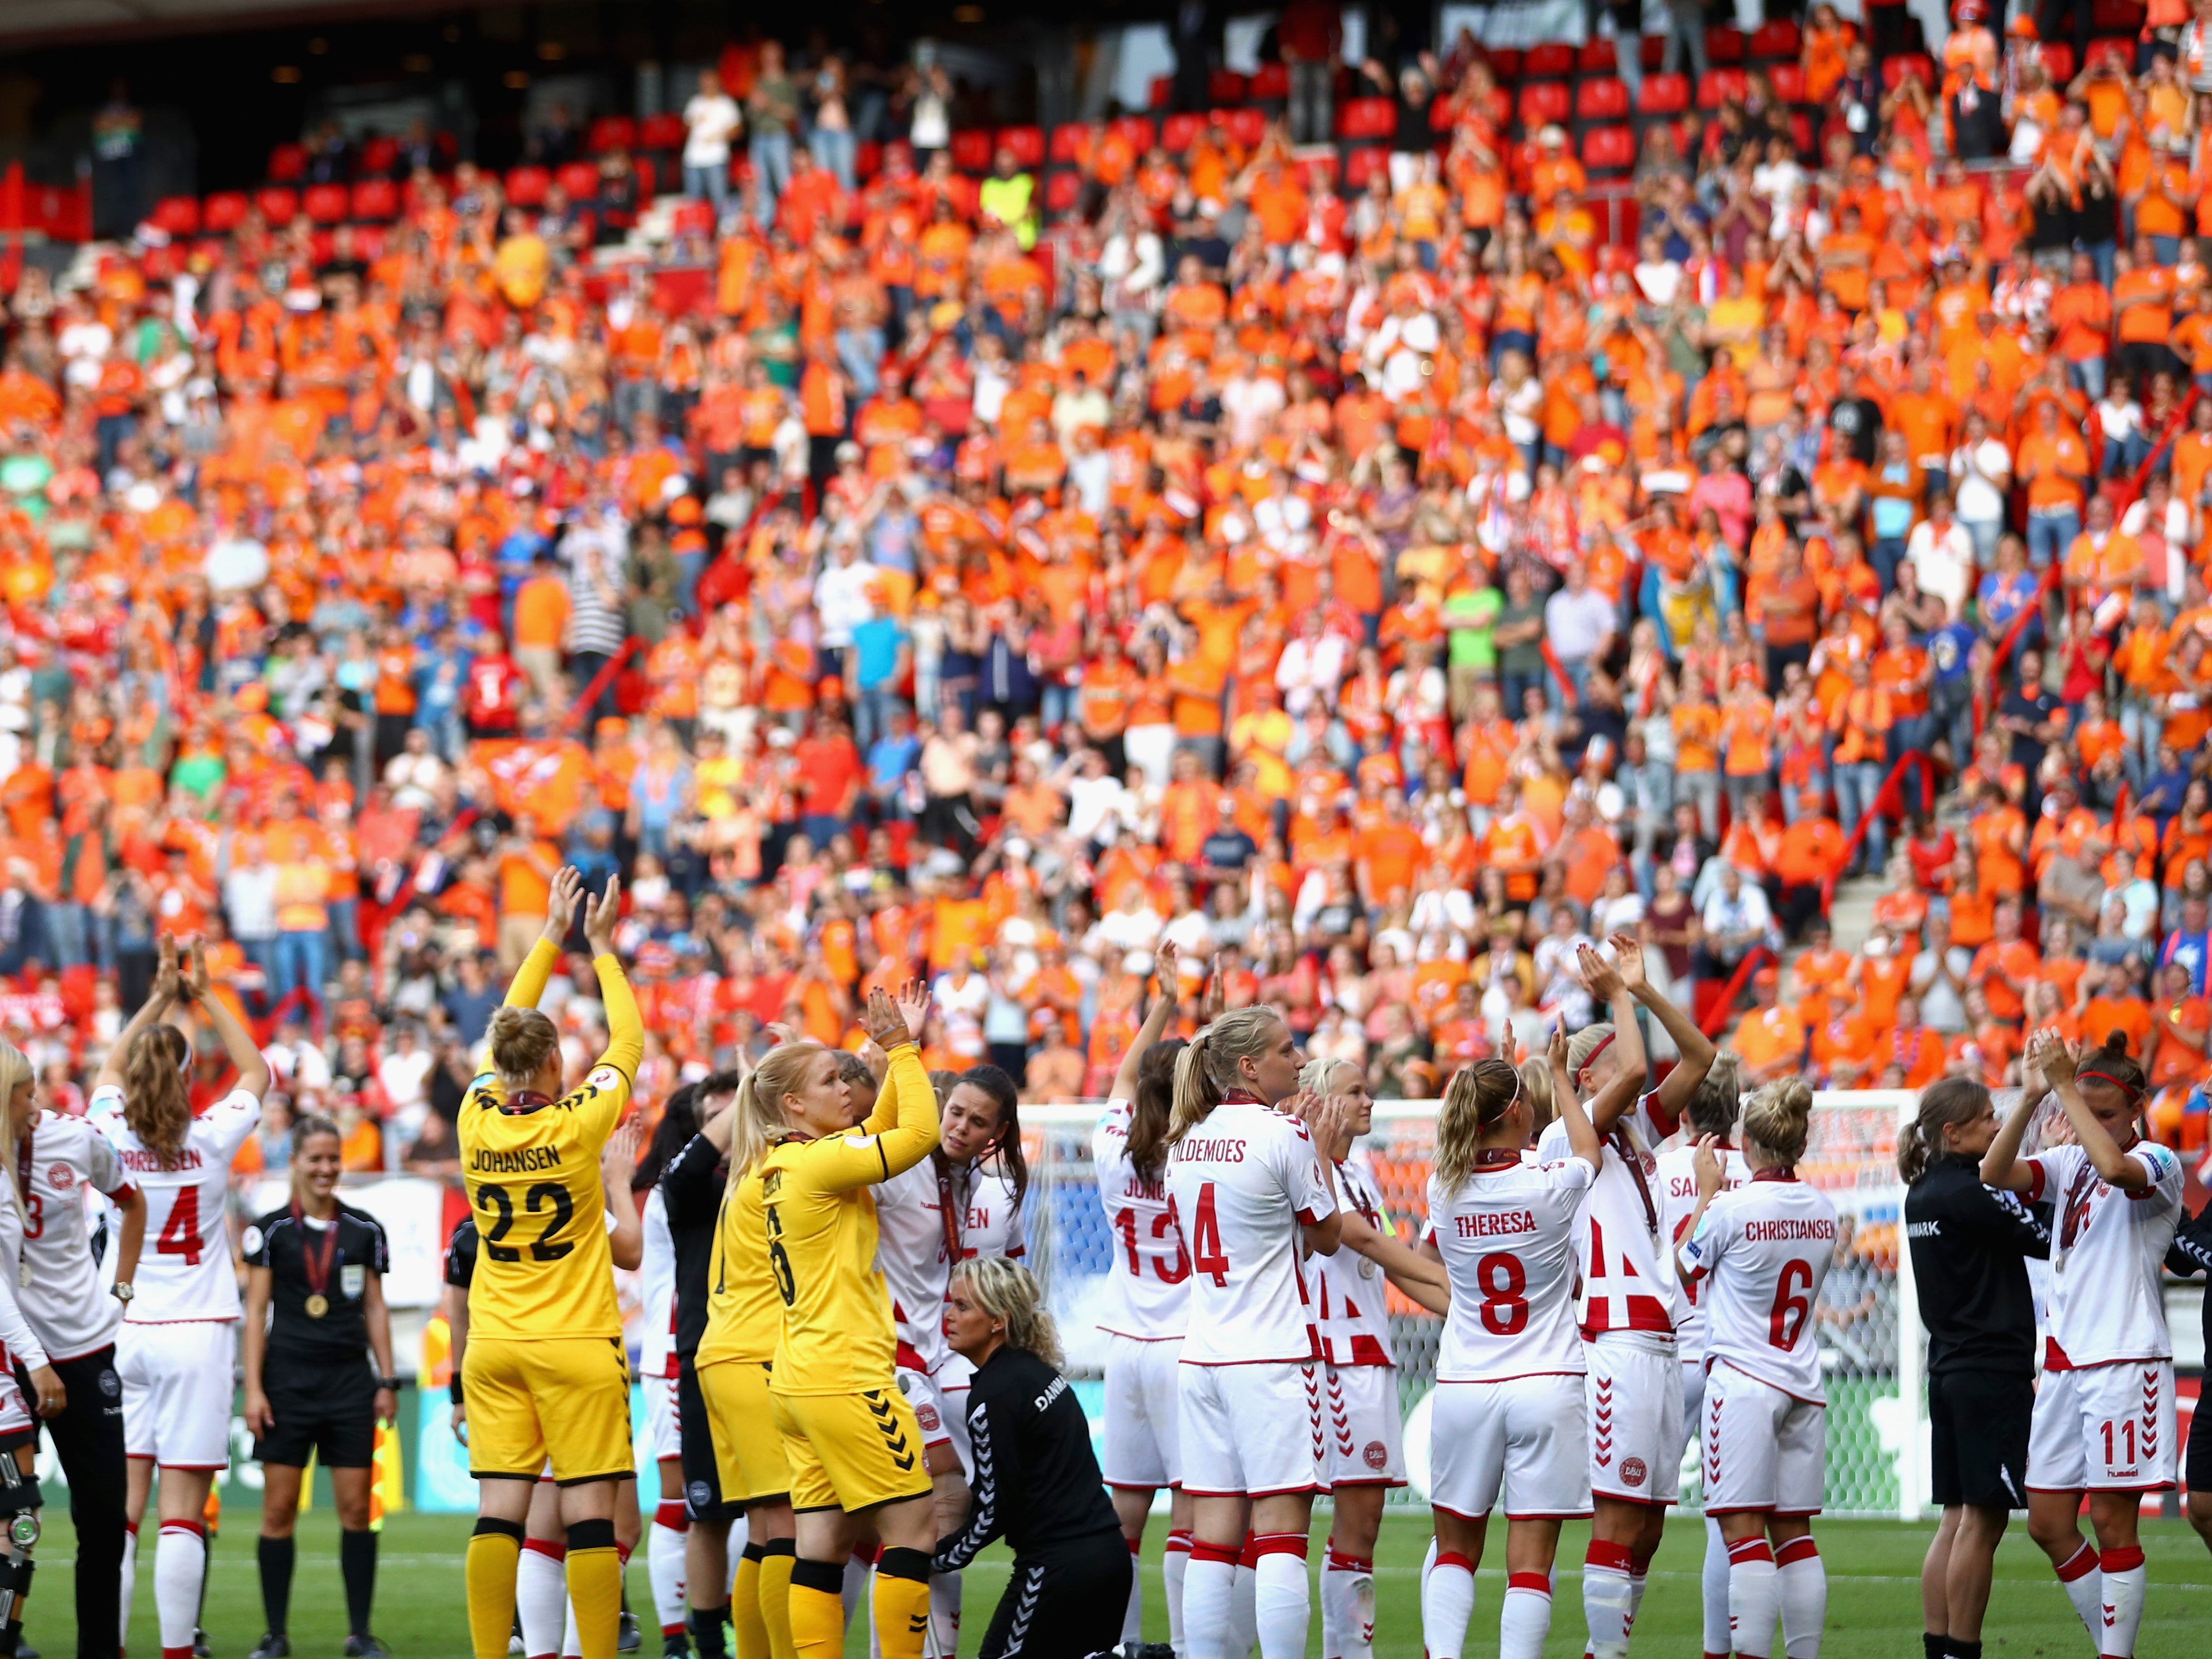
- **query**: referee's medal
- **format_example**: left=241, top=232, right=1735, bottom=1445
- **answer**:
left=294, top=1198, right=340, bottom=1319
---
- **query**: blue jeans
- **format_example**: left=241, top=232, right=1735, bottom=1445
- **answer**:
left=2026, top=507, right=2079, bottom=569
left=327, top=897, right=361, bottom=963
left=41, top=902, right=91, bottom=968
left=810, top=126, right=856, bottom=190
left=854, top=685, right=905, bottom=755
left=837, top=326, right=885, bottom=400
left=750, top=131, right=794, bottom=227
left=1834, top=759, right=1888, bottom=875
left=2071, top=354, right=2108, bottom=401
left=683, top=160, right=732, bottom=222
left=2103, top=433, right=2150, bottom=478
left=276, top=928, right=328, bottom=1009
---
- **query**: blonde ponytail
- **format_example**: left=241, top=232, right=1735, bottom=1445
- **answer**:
left=1742, top=1078, right=1815, bottom=1167
left=732, top=1042, right=824, bottom=1176
left=1168, top=1006, right=1290, bottom=1142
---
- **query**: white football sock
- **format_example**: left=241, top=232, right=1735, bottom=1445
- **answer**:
left=1583, top=1539, right=1634, bottom=1659
left=1499, top=1576, right=1552, bottom=1659
left=1702, top=1518, right=1732, bottom=1657
left=2053, top=1540, right=2103, bottom=1645
left=1321, top=1546, right=1374, bottom=1659
left=1164, top=1529, right=1192, bottom=1658
left=648, top=1504, right=690, bottom=1642
left=517, top=1540, right=567, bottom=1659
left=1728, top=1538, right=1779, bottom=1659
left=1123, top=1537, right=1146, bottom=1648
left=154, top=1521, right=208, bottom=1658
left=2098, top=1546, right=2147, bottom=1658
left=1421, top=1549, right=1476, bottom=1659
left=1251, top=1539, right=1309, bottom=1659
left=120, top=1523, right=138, bottom=1647
left=929, top=1569, right=962, bottom=1657
left=1227, top=1563, right=1257, bottom=1659
left=1776, top=1538, right=1826, bottom=1659
left=1180, top=1546, right=1236, bottom=1659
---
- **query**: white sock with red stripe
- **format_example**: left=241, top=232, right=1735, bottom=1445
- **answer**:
left=1319, top=1543, right=1374, bottom=1659
left=1583, top=1538, right=1634, bottom=1659
left=649, top=1502, right=690, bottom=1642
left=1227, top=1535, right=1257, bottom=1658
left=1776, top=1536, right=1825, bottom=1659
left=155, top=1520, right=207, bottom=1659
left=1123, top=1537, right=1146, bottom=1648
left=930, top=1570, right=962, bottom=1656
left=1498, top=1572, right=1552, bottom=1659
left=1701, top=1517, right=1732, bottom=1658
left=1181, top=1540, right=1237, bottom=1659
left=1627, top=1545, right=1653, bottom=1638
left=1164, top=1528, right=1192, bottom=1657
left=1727, top=1537, right=1780, bottom=1659
left=2052, top=1540, right=2103, bottom=1644
left=518, top=1539, right=567, bottom=1659
left=120, top=1522, right=138, bottom=1648
left=1252, top=1534, right=1309, bottom=1659
left=1421, top=1549, right=1476, bottom=1659
left=2098, top=1545, right=2147, bottom=1657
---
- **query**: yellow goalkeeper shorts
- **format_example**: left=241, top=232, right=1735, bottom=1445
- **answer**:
left=464, top=1336, right=633, bottom=1484
left=771, top=1386, right=932, bottom=1514
left=697, top=1358, right=791, bottom=1506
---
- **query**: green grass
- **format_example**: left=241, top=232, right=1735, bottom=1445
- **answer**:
left=14, top=1509, right=2212, bottom=1656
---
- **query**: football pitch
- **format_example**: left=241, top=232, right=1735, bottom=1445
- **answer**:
left=16, top=1509, right=2211, bottom=1656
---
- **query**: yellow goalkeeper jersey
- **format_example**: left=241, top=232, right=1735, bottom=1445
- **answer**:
left=758, top=1044, right=939, bottom=1396
left=696, top=1167, right=780, bottom=1366
left=460, top=938, right=640, bottom=1341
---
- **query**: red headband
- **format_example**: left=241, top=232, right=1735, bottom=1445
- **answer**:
left=1575, top=1030, right=1615, bottom=1085
left=2076, top=1067, right=2142, bottom=1102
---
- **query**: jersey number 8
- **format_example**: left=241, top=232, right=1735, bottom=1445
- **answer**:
left=477, top=1182, right=576, bottom=1263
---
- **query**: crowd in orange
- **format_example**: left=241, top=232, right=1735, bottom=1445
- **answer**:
left=2, top=8, right=2212, bottom=1174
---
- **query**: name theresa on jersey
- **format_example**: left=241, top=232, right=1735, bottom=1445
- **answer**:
left=1454, top=1208, right=1537, bottom=1239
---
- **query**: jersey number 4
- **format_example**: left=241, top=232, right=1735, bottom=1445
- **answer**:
left=156, top=1187, right=202, bottom=1265
left=477, top=1183, right=575, bottom=1263
left=1189, top=1184, right=1230, bottom=1288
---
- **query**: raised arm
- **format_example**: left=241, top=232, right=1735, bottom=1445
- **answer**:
left=97, top=939, right=183, bottom=1091
left=2032, top=1031, right=2153, bottom=1191
left=185, top=937, right=272, bottom=1100
left=1108, top=940, right=1184, bottom=1105
left=802, top=989, right=942, bottom=1193
left=858, top=979, right=932, bottom=1136
left=1979, top=1049, right=2047, bottom=1193
left=602, top=1117, right=644, bottom=1269
left=1613, top=933, right=1715, bottom=1120
left=585, top=875, right=643, bottom=1082
left=1549, top=1022, right=1603, bottom=1171
left=1576, top=943, right=1649, bottom=1135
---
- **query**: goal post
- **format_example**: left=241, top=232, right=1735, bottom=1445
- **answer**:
left=1017, top=1091, right=1930, bottom=1520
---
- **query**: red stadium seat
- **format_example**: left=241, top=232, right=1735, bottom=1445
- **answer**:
left=1248, top=62, right=1290, bottom=101
left=855, top=141, right=883, bottom=180
left=1582, top=125, right=1635, bottom=173
left=1750, top=21, right=1802, bottom=60
left=1430, top=92, right=1455, bottom=131
left=1046, top=170, right=1081, bottom=213
left=151, top=195, right=201, bottom=236
left=1111, top=114, right=1155, bottom=150
left=1161, top=112, right=1205, bottom=153
left=670, top=200, right=715, bottom=237
left=1224, top=108, right=1266, bottom=146
left=1517, top=81, right=1572, bottom=129
left=303, top=182, right=349, bottom=223
left=1706, top=27, right=1747, bottom=64
left=1344, top=146, right=1390, bottom=189
left=2091, top=0, right=2145, bottom=27
left=1297, top=152, right=1339, bottom=190
left=588, top=116, right=636, bottom=154
left=1149, top=75, right=1172, bottom=109
left=267, top=143, right=306, bottom=183
left=634, top=156, right=657, bottom=196
left=1049, top=122, right=1086, bottom=164
left=639, top=113, right=686, bottom=153
left=506, top=166, right=549, bottom=207
left=2042, top=43, right=2077, bottom=84
left=2088, top=35, right=2134, bottom=68
left=350, top=177, right=399, bottom=220
left=1208, top=69, right=1248, bottom=104
left=997, top=125, right=1045, bottom=168
left=1578, top=39, right=1618, bottom=74
left=202, top=191, right=248, bottom=233
left=360, top=136, right=399, bottom=176
left=1698, top=68, right=1750, bottom=108
left=256, top=186, right=298, bottom=225
left=1523, top=42, right=1576, bottom=78
left=1487, top=49, right=1523, bottom=82
left=1638, top=73, right=1690, bottom=115
left=308, top=229, right=334, bottom=268
left=950, top=129, right=992, bottom=171
left=350, top=224, right=386, bottom=261
left=1768, top=63, right=1808, bottom=103
left=1576, top=78, right=1630, bottom=122
left=1883, top=55, right=1935, bottom=91
left=1337, top=96, right=1396, bottom=140
left=1791, top=111, right=1814, bottom=154
left=557, top=161, right=600, bottom=200
left=1642, top=35, right=1666, bottom=70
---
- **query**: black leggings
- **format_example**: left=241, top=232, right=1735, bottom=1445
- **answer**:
left=16, top=1346, right=127, bottom=1659
left=974, top=1543, right=1132, bottom=1659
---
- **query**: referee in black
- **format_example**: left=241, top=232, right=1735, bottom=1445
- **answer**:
left=652, top=1071, right=742, bottom=1659
left=1900, top=1076, right=2051, bottom=1659
left=2163, top=1185, right=2212, bottom=1554
left=240, top=1115, right=398, bottom=1659
left=931, top=1257, right=1129, bottom=1659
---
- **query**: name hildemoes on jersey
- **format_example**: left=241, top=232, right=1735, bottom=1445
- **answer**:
left=471, top=1145, right=564, bottom=1174
left=1174, top=1137, right=1246, bottom=1164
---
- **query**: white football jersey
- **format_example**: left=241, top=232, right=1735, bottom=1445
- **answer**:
left=11, top=1110, right=140, bottom=1361
left=876, top=1156, right=1026, bottom=1377
left=1536, top=1090, right=1678, bottom=1340
left=1165, top=1098, right=1336, bottom=1365
left=2024, top=1140, right=2185, bottom=1367
left=1093, top=1097, right=1191, bottom=1341
left=1430, top=1152, right=1597, bottom=1382
left=90, top=1084, right=262, bottom=1324
left=0, top=1186, right=50, bottom=1372
left=1314, top=1155, right=1398, bottom=1367
left=639, top=1186, right=679, bottom=1382
left=1654, top=1140, right=1752, bottom=1360
left=1678, top=1173, right=1838, bottom=1402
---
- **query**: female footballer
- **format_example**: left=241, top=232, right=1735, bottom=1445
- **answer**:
left=241, top=1114, right=398, bottom=1659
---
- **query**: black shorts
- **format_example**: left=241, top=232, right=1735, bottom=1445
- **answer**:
left=256, top=1366, right=377, bottom=1470
left=2188, top=1380, right=2212, bottom=1498
left=677, top=1355, right=737, bottom=1524
left=976, top=1541, right=1132, bottom=1659
left=1929, top=1369, right=2033, bottom=1510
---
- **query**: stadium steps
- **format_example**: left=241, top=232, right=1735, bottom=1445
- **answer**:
left=1821, top=873, right=1887, bottom=956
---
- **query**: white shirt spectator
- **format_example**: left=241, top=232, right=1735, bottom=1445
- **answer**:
left=1700, top=879, right=1776, bottom=952
left=1545, top=583, right=1616, bottom=663
left=1950, top=436, right=2012, bottom=526
left=1905, top=514, right=1977, bottom=614
left=222, top=862, right=279, bottom=942
left=682, top=91, right=744, bottom=168
left=1275, top=631, right=1347, bottom=716
left=812, top=552, right=880, bottom=649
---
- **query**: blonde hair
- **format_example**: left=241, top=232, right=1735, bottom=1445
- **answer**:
left=1434, top=1059, right=1522, bottom=1196
left=1515, top=1054, right=1556, bottom=1138
left=1566, top=1022, right=1616, bottom=1091
left=0, top=1042, right=32, bottom=1217
left=123, top=1024, right=193, bottom=1166
left=487, top=1005, right=562, bottom=1094
left=951, top=1255, right=1063, bottom=1370
left=1297, top=1055, right=1358, bottom=1097
left=1169, top=1007, right=1286, bottom=1141
left=1742, top=1078, right=1815, bottom=1166
left=730, top=1042, right=826, bottom=1176
left=1684, top=1050, right=1744, bottom=1139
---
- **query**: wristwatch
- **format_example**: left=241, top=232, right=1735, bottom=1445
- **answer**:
left=377, top=1375, right=403, bottom=1392
left=110, top=1282, right=134, bottom=1303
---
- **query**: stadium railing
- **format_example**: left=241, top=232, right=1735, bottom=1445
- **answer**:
left=1017, top=1091, right=1930, bottom=1519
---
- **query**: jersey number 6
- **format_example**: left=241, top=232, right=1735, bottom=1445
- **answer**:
left=764, top=1204, right=797, bottom=1307
left=477, top=1182, right=576, bottom=1263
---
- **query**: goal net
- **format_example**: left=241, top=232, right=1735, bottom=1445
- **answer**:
left=1017, top=1091, right=1930, bottom=1519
